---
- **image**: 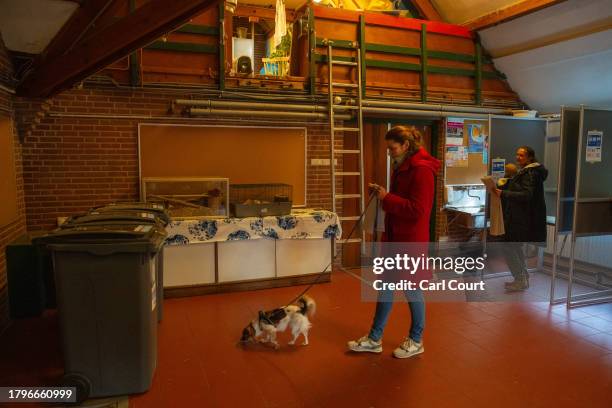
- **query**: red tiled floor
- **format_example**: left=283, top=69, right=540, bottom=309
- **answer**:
left=0, top=270, right=611, bottom=408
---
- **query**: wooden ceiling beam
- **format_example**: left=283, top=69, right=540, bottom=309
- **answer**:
left=18, top=0, right=218, bottom=97
left=36, top=0, right=119, bottom=65
left=464, top=0, right=568, bottom=31
left=410, top=0, right=443, bottom=22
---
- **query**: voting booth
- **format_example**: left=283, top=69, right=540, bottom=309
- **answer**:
left=549, top=106, right=612, bottom=307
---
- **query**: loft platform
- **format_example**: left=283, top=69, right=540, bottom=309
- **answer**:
left=98, top=2, right=522, bottom=110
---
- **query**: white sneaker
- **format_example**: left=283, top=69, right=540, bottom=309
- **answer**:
left=393, top=338, right=424, bottom=359
left=347, top=336, right=382, bottom=353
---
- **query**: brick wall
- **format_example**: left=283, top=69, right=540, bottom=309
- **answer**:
left=16, top=86, right=338, bottom=230
left=0, top=35, right=27, bottom=334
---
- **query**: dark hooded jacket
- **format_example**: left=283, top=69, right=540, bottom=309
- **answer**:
left=501, top=162, right=548, bottom=243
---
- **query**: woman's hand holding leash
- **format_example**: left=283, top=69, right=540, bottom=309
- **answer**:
left=369, top=183, right=387, bottom=200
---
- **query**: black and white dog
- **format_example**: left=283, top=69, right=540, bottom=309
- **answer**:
left=240, top=296, right=316, bottom=348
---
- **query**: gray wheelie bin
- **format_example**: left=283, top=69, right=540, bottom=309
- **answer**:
left=87, top=203, right=169, bottom=322
left=38, top=224, right=166, bottom=402
left=60, top=210, right=168, bottom=322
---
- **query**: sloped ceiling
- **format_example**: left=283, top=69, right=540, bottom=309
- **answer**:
left=430, top=0, right=519, bottom=25
left=491, top=30, right=612, bottom=113
left=478, top=0, right=612, bottom=113
left=479, top=0, right=611, bottom=57
left=0, top=0, right=78, bottom=54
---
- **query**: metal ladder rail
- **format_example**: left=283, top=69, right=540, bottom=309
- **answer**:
left=326, top=41, right=366, bottom=252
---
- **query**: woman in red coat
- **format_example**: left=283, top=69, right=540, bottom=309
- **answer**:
left=348, top=126, right=440, bottom=359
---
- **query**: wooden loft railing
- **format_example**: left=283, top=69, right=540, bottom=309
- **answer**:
left=95, top=2, right=521, bottom=108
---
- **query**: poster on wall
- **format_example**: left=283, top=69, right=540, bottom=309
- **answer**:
left=446, top=146, right=468, bottom=167
left=446, top=118, right=464, bottom=146
left=586, top=130, right=603, bottom=163
left=467, top=123, right=484, bottom=153
left=492, top=158, right=506, bottom=179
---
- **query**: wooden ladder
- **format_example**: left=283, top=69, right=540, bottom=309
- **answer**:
left=326, top=40, right=366, bottom=254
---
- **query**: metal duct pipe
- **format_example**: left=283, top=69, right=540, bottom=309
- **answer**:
left=362, top=106, right=489, bottom=119
left=362, top=99, right=510, bottom=115
left=190, top=106, right=485, bottom=120
left=176, top=99, right=328, bottom=113
left=189, top=107, right=351, bottom=120
left=177, top=98, right=510, bottom=116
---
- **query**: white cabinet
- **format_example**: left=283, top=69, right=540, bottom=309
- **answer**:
left=163, top=243, right=215, bottom=287
left=217, top=239, right=276, bottom=282
left=276, top=239, right=331, bottom=277
left=163, top=238, right=333, bottom=289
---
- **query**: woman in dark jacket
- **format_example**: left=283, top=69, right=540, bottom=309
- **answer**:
left=348, top=126, right=440, bottom=359
left=491, top=145, right=548, bottom=291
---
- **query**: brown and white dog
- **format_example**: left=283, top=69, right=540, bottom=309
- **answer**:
left=240, top=296, right=316, bottom=348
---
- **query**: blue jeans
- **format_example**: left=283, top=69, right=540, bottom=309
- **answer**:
left=368, top=289, right=425, bottom=343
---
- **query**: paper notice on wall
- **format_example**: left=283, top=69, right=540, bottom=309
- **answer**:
left=467, top=123, right=484, bottom=153
left=492, top=158, right=506, bottom=179
left=586, top=130, right=603, bottom=163
left=446, top=118, right=464, bottom=146
left=446, top=146, right=468, bottom=167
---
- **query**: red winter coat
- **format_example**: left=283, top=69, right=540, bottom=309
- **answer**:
left=382, top=147, right=441, bottom=243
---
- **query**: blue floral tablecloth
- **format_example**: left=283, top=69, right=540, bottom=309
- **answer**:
left=164, top=209, right=342, bottom=245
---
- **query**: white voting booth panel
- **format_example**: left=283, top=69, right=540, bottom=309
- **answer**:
left=276, top=239, right=331, bottom=277
left=217, top=239, right=276, bottom=282
left=163, top=243, right=215, bottom=287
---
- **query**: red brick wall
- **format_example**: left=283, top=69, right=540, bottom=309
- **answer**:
left=17, top=86, right=338, bottom=230
left=0, top=35, right=27, bottom=334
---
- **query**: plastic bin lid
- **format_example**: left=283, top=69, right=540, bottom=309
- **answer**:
left=67, top=211, right=161, bottom=226
left=92, top=201, right=165, bottom=211
left=91, top=203, right=170, bottom=225
left=36, top=224, right=167, bottom=253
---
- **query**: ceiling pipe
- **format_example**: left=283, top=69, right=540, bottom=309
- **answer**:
left=176, top=99, right=328, bottom=113
left=177, top=98, right=510, bottom=117
left=362, top=107, right=489, bottom=119
left=47, top=112, right=334, bottom=127
left=188, top=106, right=485, bottom=120
left=362, top=99, right=511, bottom=115
left=189, top=107, right=352, bottom=120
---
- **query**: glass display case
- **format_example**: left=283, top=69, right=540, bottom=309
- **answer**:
left=141, top=177, right=229, bottom=219
left=229, top=183, right=293, bottom=217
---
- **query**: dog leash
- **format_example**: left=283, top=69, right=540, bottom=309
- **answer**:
left=283, top=191, right=378, bottom=307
